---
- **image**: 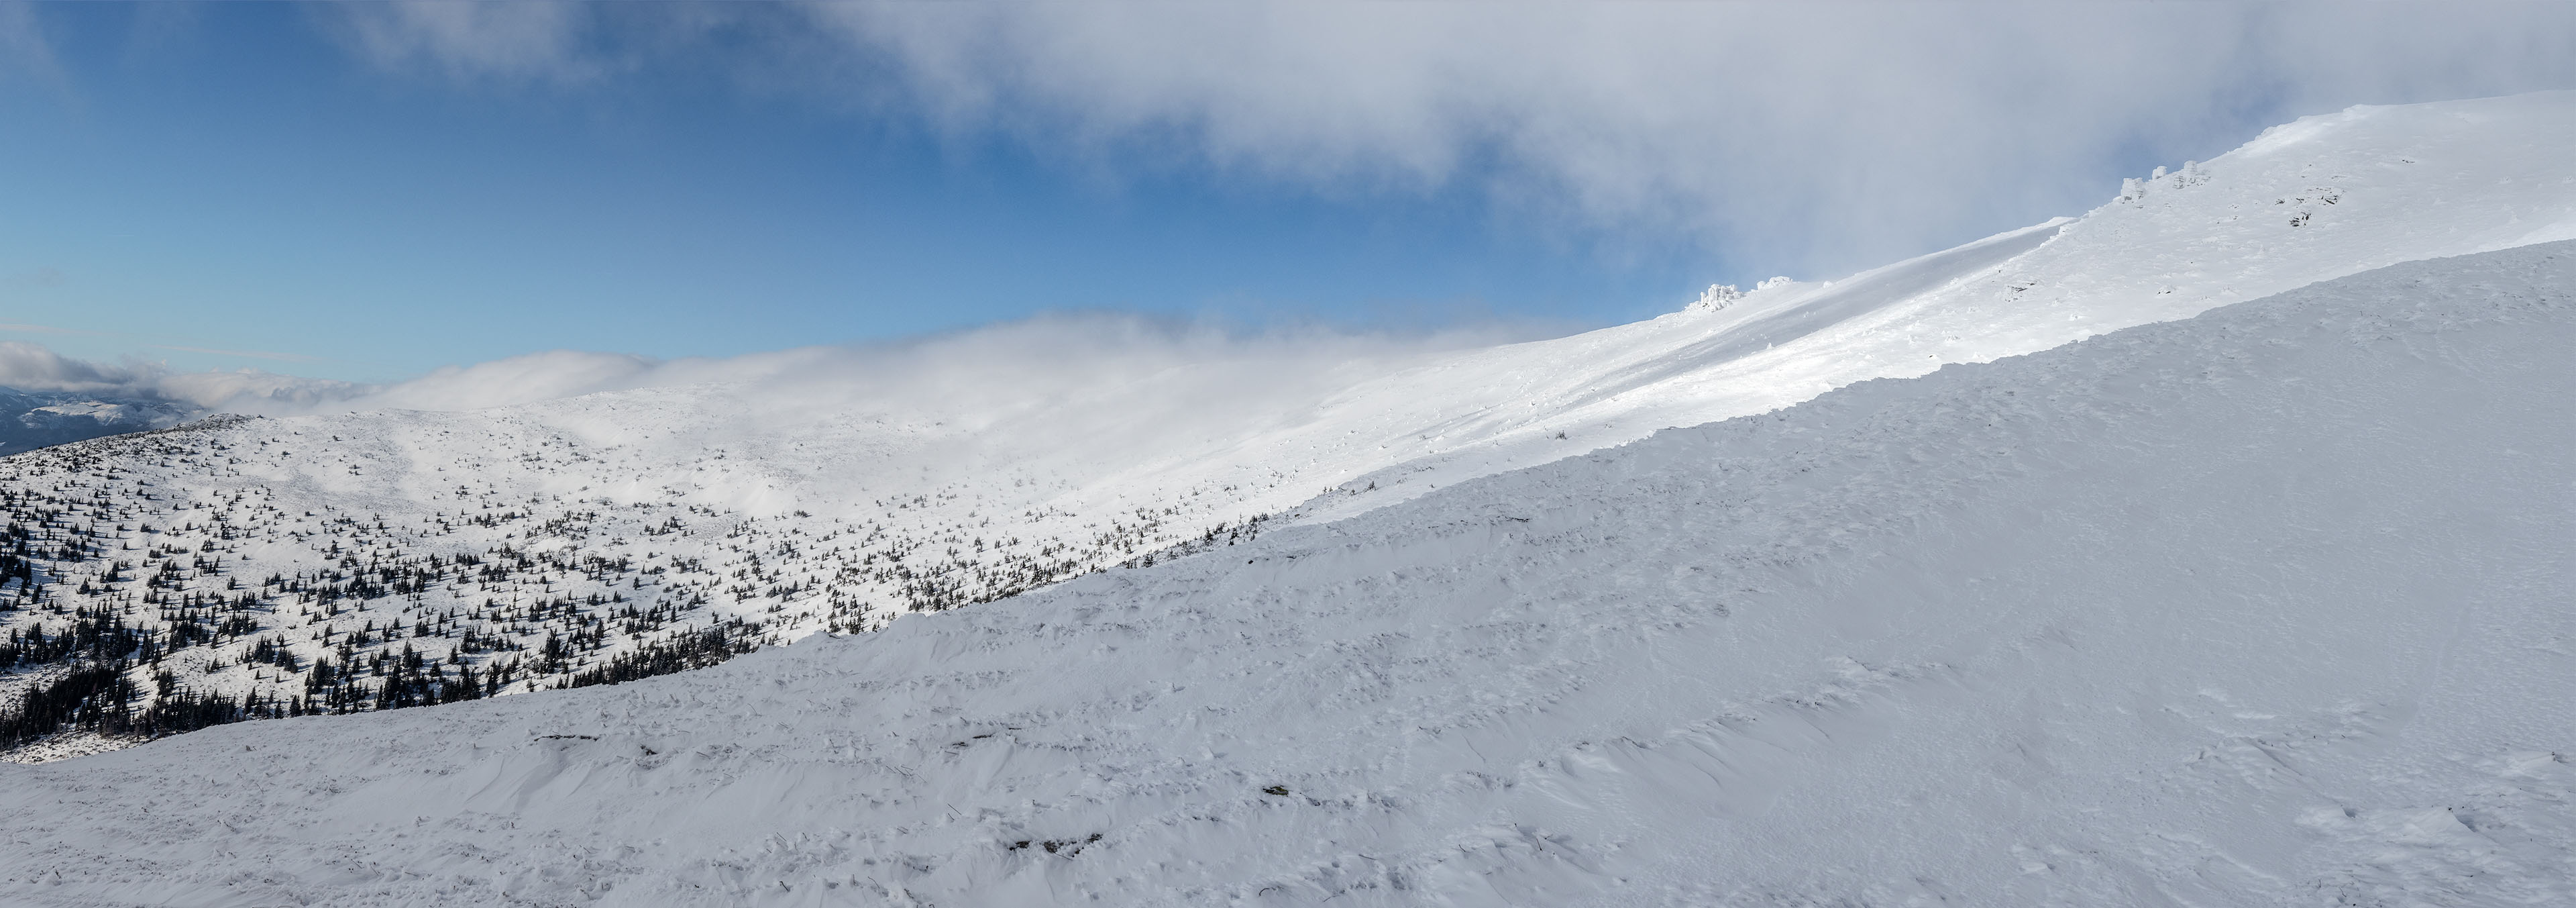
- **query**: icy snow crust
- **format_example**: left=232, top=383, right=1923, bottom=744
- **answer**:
left=3, top=92, right=2571, bottom=730
left=3, top=242, right=2569, bottom=906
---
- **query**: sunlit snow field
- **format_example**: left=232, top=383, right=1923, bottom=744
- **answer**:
left=1, top=93, right=2569, bottom=721
left=0, top=93, right=2570, bottom=906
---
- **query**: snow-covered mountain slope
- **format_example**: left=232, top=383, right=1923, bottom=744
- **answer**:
left=1, top=91, right=2571, bottom=756
left=3, top=240, right=2566, bottom=907
left=0, top=389, right=193, bottom=456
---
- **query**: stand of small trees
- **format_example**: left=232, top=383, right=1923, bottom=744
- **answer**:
left=560, top=621, right=759, bottom=689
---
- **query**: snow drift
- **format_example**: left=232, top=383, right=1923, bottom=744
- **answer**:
left=3, top=240, right=2566, bottom=906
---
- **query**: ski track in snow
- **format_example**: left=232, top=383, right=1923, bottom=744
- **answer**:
left=1, top=240, right=2567, bottom=907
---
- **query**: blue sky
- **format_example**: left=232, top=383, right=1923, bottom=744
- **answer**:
left=3, top=5, right=1684, bottom=381
left=3, top=3, right=2571, bottom=386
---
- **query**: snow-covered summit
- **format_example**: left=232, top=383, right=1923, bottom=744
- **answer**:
left=4, top=238, right=2567, bottom=906
left=1, top=91, right=2572, bottom=758
left=0, top=390, right=193, bottom=456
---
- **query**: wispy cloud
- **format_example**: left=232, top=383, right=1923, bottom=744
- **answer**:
left=321, top=1, right=602, bottom=83
left=148, top=344, right=330, bottom=364
left=299, top=2, right=2576, bottom=274
left=0, top=341, right=357, bottom=409
left=0, top=1, right=62, bottom=84
left=330, top=311, right=1531, bottom=418
left=0, top=312, right=1538, bottom=433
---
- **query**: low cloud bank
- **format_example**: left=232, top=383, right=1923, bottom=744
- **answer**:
left=0, top=313, right=1548, bottom=430
left=0, top=342, right=360, bottom=411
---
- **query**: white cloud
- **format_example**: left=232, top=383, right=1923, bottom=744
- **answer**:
left=0, top=311, right=1538, bottom=431
left=326, top=311, right=1529, bottom=422
left=323, top=1, right=600, bottom=82
left=15, top=2, right=2572, bottom=431
left=311, top=2, right=2576, bottom=273
left=348, top=349, right=659, bottom=412
left=0, top=341, right=359, bottom=410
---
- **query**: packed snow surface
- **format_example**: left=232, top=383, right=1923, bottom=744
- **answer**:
left=3, top=91, right=2572, bottom=734
left=3, top=240, right=2567, bottom=906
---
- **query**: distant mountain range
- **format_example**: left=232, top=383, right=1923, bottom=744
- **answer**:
left=0, top=389, right=197, bottom=456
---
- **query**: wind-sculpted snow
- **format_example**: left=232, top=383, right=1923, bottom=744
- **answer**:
left=1, top=242, right=2567, bottom=906
left=4, top=93, right=2574, bottom=762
